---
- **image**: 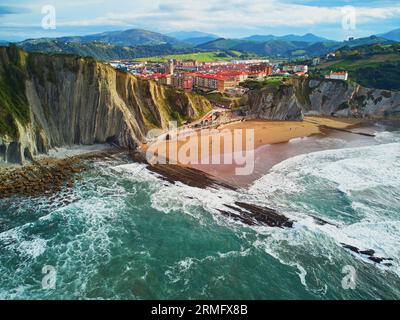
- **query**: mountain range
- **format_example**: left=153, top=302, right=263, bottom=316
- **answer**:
left=24, top=29, right=183, bottom=47
left=195, top=35, right=394, bottom=57
left=8, top=27, right=400, bottom=61
left=164, top=31, right=219, bottom=46
left=378, top=28, right=400, bottom=42
left=242, top=33, right=331, bottom=43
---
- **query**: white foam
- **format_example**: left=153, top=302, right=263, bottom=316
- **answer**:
left=0, top=225, right=46, bottom=259
left=246, top=142, right=400, bottom=275
left=375, top=131, right=400, bottom=143
left=250, top=142, right=400, bottom=196
left=18, top=237, right=47, bottom=258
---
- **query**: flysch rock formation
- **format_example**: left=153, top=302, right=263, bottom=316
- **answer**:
left=243, top=78, right=400, bottom=120
left=0, top=45, right=212, bottom=164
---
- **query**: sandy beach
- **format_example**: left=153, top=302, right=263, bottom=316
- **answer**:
left=145, top=116, right=362, bottom=164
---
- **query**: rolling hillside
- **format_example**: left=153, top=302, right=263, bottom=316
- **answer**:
left=198, top=38, right=327, bottom=57
left=164, top=31, right=219, bottom=46
left=379, top=28, right=400, bottom=42
left=243, top=33, right=331, bottom=43
left=312, top=43, right=400, bottom=90
left=134, top=50, right=242, bottom=62
left=13, top=28, right=400, bottom=62
left=18, top=41, right=197, bottom=61
left=22, top=29, right=184, bottom=47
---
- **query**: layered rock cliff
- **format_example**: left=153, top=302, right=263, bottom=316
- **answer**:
left=0, top=46, right=212, bottom=164
left=244, top=78, right=400, bottom=120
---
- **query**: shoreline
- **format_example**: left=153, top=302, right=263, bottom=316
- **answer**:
left=0, top=116, right=369, bottom=198
left=145, top=116, right=365, bottom=165
left=141, top=115, right=370, bottom=187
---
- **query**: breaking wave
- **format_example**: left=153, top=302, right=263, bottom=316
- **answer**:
left=1, top=130, right=400, bottom=299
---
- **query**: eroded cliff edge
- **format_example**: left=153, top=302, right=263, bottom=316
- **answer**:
left=243, top=78, right=400, bottom=120
left=0, top=46, right=211, bottom=164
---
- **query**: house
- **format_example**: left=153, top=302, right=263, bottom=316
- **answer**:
left=192, top=73, right=239, bottom=92
left=172, top=73, right=193, bottom=91
left=282, top=65, right=293, bottom=73
left=294, top=72, right=308, bottom=77
left=225, top=87, right=248, bottom=96
left=164, top=59, right=175, bottom=75
left=325, top=71, right=348, bottom=81
left=293, top=65, right=308, bottom=73
left=326, top=52, right=336, bottom=59
left=139, top=73, right=172, bottom=85
left=249, top=64, right=273, bottom=77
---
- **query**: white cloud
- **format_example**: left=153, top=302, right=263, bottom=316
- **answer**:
left=1, top=0, right=399, bottom=40
left=53, top=0, right=400, bottom=33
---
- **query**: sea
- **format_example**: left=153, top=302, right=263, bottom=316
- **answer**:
left=0, top=121, right=399, bottom=299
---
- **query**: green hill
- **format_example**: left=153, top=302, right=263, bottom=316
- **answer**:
left=18, top=41, right=197, bottom=61
left=134, top=50, right=242, bottom=62
left=379, top=28, right=400, bottom=42
left=243, top=33, right=332, bottom=43
left=198, top=35, right=394, bottom=58
left=197, top=38, right=304, bottom=56
left=312, top=43, right=400, bottom=90
left=53, top=28, right=183, bottom=46
left=197, top=38, right=245, bottom=50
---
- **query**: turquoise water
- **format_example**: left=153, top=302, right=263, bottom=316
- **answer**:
left=0, top=124, right=400, bottom=299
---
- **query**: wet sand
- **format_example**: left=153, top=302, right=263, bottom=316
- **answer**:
left=144, top=116, right=364, bottom=186
left=0, top=117, right=367, bottom=198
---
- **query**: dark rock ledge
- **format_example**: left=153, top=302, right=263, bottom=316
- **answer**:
left=341, top=243, right=394, bottom=266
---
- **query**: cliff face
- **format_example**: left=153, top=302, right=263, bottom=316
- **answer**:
left=244, top=83, right=304, bottom=120
left=0, top=46, right=211, bottom=164
left=244, top=78, right=400, bottom=120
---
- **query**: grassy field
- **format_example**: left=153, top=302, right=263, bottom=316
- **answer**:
left=291, top=49, right=306, bottom=56
left=133, top=51, right=242, bottom=62
left=240, top=76, right=285, bottom=90
left=314, top=53, right=400, bottom=71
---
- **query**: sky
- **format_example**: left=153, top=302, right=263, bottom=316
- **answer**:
left=0, top=0, right=399, bottom=41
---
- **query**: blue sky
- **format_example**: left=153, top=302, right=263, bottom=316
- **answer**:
left=0, top=0, right=399, bottom=41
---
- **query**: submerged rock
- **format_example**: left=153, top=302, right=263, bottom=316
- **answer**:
left=341, top=243, right=393, bottom=266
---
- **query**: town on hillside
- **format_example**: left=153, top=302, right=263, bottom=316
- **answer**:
left=109, top=57, right=349, bottom=97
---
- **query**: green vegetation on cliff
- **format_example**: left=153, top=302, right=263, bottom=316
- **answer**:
left=0, top=45, right=212, bottom=149
left=0, top=45, right=30, bottom=138
left=240, top=77, right=286, bottom=90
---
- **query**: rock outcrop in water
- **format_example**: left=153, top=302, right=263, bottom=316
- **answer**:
left=0, top=45, right=212, bottom=164
left=243, top=78, right=400, bottom=120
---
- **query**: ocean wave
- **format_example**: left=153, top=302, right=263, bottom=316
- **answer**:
left=245, top=142, right=400, bottom=279
left=250, top=142, right=400, bottom=195
left=375, top=131, right=400, bottom=143
left=2, top=139, right=399, bottom=299
left=116, top=142, right=400, bottom=275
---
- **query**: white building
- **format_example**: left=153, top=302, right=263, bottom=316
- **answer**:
left=325, top=71, right=348, bottom=81
left=293, top=65, right=308, bottom=73
left=282, top=65, right=308, bottom=73
left=326, top=52, right=336, bottom=59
